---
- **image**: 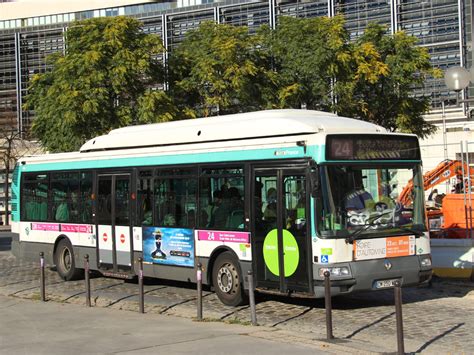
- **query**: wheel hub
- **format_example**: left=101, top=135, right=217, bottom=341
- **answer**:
left=217, top=264, right=234, bottom=293
left=62, top=248, right=71, bottom=271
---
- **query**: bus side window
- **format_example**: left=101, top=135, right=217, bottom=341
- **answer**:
left=22, top=173, right=49, bottom=222
left=199, top=167, right=245, bottom=231
left=138, top=171, right=153, bottom=226
left=155, top=180, right=181, bottom=227
left=80, top=172, right=93, bottom=223
left=154, top=169, right=197, bottom=228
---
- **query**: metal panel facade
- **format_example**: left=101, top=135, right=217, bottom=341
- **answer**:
left=0, top=0, right=469, bottom=133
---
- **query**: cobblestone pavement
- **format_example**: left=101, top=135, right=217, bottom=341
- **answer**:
left=1, top=250, right=473, bottom=354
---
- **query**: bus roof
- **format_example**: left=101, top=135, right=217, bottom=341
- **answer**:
left=79, top=109, right=386, bottom=152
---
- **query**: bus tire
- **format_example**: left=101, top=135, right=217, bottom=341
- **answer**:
left=212, top=252, right=247, bottom=307
left=54, top=239, right=83, bottom=281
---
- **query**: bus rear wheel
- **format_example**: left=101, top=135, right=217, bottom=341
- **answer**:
left=212, top=252, right=247, bottom=307
left=54, top=239, right=83, bottom=281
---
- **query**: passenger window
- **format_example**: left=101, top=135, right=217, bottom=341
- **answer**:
left=22, top=173, right=49, bottom=221
left=138, top=171, right=153, bottom=226
left=154, top=168, right=197, bottom=228
left=199, top=167, right=245, bottom=230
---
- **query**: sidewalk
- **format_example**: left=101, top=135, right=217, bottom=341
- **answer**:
left=0, top=295, right=352, bottom=355
left=1, top=247, right=473, bottom=354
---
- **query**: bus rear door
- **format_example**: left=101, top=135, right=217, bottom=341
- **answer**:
left=252, top=165, right=313, bottom=294
left=96, top=173, right=133, bottom=273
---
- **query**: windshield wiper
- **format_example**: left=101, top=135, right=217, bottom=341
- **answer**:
left=398, top=226, right=425, bottom=237
left=345, top=210, right=394, bottom=244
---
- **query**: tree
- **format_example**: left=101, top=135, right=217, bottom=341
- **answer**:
left=25, top=16, right=177, bottom=152
left=169, top=21, right=274, bottom=117
left=0, top=128, right=41, bottom=225
left=338, top=23, right=442, bottom=138
left=265, top=16, right=351, bottom=111
left=265, top=17, right=440, bottom=137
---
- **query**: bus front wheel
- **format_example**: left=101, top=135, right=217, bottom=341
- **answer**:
left=212, top=252, right=247, bottom=307
left=54, top=239, right=83, bottom=281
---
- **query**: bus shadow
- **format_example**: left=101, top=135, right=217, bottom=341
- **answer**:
left=254, top=277, right=474, bottom=310
left=128, top=276, right=209, bottom=292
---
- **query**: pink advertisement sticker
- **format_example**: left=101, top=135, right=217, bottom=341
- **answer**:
left=197, top=230, right=250, bottom=243
left=61, top=224, right=93, bottom=233
left=31, top=223, right=60, bottom=231
left=30, top=223, right=93, bottom=233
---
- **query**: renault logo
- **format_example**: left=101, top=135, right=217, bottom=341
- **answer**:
left=384, top=260, right=392, bottom=271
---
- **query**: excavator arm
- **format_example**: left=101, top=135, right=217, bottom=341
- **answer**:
left=398, top=159, right=474, bottom=206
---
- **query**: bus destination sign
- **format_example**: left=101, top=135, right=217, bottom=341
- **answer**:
left=326, top=135, right=420, bottom=161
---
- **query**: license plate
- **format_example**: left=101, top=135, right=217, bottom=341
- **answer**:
left=374, top=278, right=399, bottom=289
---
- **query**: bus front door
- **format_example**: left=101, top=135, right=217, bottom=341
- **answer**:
left=252, top=167, right=312, bottom=294
left=96, top=174, right=133, bottom=273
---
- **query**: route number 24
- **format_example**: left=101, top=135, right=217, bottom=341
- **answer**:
left=332, top=140, right=353, bottom=158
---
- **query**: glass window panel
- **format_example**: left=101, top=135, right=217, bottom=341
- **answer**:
left=284, top=175, right=307, bottom=234
left=97, top=177, right=112, bottom=225
left=115, top=177, right=130, bottom=226
left=199, top=170, right=244, bottom=230
left=80, top=172, right=93, bottom=223
left=138, top=172, right=153, bottom=226
left=154, top=177, right=197, bottom=228
left=22, top=173, right=49, bottom=222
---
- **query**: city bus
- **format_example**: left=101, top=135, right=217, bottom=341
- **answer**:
left=11, top=109, right=432, bottom=306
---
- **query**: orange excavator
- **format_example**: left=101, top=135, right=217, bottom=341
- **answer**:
left=398, top=159, right=474, bottom=238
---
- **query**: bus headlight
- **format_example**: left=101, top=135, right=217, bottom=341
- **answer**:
left=319, top=266, right=351, bottom=278
left=420, top=255, right=432, bottom=267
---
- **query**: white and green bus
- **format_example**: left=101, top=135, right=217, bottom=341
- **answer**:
left=11, top=109, right=432, bottom=306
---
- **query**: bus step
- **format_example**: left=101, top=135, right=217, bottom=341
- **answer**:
left=100, top=270, right=135, bottom=279
left=255, top=287, right=315, bottom=298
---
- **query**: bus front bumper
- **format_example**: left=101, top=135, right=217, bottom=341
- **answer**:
left=312, top=255, right=432, bottom=298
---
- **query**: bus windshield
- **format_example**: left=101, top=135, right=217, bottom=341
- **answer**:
left=318, top=164, right=426, bottom=238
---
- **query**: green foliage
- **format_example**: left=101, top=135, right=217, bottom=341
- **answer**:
left=337, top=23, right=441, bottom=138
left=169, top=21, right=274, bottom=117
left=266, top=16, right=351, bottom=110
left=26, top=16, right=440, bottom=148
left=25, top=16, right=175, bottom=152
left=264, top=17, right=438, bottom=137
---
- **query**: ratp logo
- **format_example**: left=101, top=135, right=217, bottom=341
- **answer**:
left=25, top=226, right=30, bottom=236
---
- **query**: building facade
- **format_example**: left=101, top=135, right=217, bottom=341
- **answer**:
left=0, top=0, right=471, bottom=135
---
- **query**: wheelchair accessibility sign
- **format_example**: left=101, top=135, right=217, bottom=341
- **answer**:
left=321, top=255, right=329, bottom=263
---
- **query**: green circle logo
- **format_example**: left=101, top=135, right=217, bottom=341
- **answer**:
left=263, top=229, right=299, bottom=277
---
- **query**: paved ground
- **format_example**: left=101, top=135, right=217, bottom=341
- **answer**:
left=1, top=233, right=474, bottom=354
left=0, top=295, right=340, bottom=355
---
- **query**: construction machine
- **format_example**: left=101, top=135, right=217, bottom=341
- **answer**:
left=398, top=159, right=474, bottom=238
